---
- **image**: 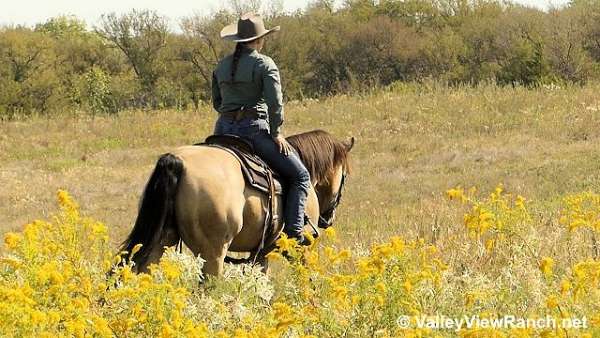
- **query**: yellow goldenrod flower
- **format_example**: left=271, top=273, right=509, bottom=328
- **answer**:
left=559, top=279, right=571, bottom=296
left=446, top=187, right=467, bottom=202
left=484, top=238, right=495, bottom=252
left=546, top=295, right=559, bottom=309
left=272, top=302, right=297, bottom=331
left=275, top=233, right=297, bottom=253
left=4, top=232, right=21, bottom=250
left=539, top=257, right=555, bottom=278
left=403, top=280, right=413, bottom=294
left=323, top=227, right=337, bottom=239
left=129, top=243, right=143, bottom=259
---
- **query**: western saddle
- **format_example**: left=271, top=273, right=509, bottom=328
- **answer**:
left=202, top=134, right=284, bottom=195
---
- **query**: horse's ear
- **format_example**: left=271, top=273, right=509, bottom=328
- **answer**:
left=344, top=136, right=355, bottom=152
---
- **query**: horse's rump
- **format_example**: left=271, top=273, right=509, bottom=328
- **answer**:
left=171, top=146, right=285, bottom=253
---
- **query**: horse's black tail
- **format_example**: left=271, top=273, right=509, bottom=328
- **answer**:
left=120, top=153, right=184, bottom=270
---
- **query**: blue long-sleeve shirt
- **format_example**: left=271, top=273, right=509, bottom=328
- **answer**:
left=212, top=45, right=284, bottom=137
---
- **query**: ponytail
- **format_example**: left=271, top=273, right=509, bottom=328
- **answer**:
left=231, top=43, right=243, bottom=82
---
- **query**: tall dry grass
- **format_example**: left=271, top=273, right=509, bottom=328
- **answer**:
left=2, top=81, right=600, bottom=247
left=2, top=81, right=600, bottom=336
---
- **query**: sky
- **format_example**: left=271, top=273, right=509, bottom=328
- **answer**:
left=0, top=0, right=571, bottom=29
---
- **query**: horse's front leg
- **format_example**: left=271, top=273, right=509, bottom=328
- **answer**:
left=256, top=254, right=270, bottom=275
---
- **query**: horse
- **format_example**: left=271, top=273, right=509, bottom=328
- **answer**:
left=120, top=130, right=355, bottom=276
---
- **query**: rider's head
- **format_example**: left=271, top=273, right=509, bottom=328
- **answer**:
left=220, top=12, right=279, bottom=51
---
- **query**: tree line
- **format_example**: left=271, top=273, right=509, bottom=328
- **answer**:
left=1, top=0, right=599, bottom=117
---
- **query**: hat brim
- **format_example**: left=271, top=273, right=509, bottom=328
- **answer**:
left=220, top=25, right=280, bottom=43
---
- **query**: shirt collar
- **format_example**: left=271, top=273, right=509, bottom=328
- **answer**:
left=240, top=44, right=257, bottom=54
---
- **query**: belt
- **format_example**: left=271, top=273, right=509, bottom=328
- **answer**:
left=221, top=107, right=262, bottom=121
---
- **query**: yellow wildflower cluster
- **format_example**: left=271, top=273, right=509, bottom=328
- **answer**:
left=540, top=257, right=555, bottom=278
left=444, top=186, right=599, bottom=337
left=1, top=188, right=599, bottom=337
left=534, top=257, right=600, bottom=337
left=559, top=192, right=600, bottom=232
left=263, top=229, right=450, bottom=336
left=447, top=184, right=531, bottom=251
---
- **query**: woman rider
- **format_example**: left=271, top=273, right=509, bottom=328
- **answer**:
left=212, top=13, right=311, bottom=245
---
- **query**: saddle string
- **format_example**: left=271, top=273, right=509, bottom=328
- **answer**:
left=251, top=164, right=277, bottom=264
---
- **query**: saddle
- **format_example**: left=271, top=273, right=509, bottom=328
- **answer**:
left=200, top=135, right=283, bottom=195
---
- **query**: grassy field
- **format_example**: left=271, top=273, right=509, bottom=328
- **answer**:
left=2, top=82, right=600, bottom=246
left=2, top=82, right=600, bottom=336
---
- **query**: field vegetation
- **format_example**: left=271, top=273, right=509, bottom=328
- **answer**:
left=1, top=82, right=600, bottom=336
left=3, top=2, right=600, bottom=336
left=2, top=0, right=600, bottom=116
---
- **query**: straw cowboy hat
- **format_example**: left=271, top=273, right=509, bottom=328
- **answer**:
left=220, top=13, right=280, bottom=43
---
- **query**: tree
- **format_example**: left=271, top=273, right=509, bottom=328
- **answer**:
left=376, top=0, right=443, bottom=29
left=0, top=27, right=65, bottom=115
left=97, top=10, right=170, bottom=107
left=35, top=15, right=87, bottom=37
left=573, top=0, right=600, bottom=63
left=228, top=0, right=263, bottom=15
left=179, top=12, right=233, bottom=106
left=0, top=28, right=50, bottom=83
left=542, top=7, right=592, bottom=82
left=267, top=0, right=285, bottom=17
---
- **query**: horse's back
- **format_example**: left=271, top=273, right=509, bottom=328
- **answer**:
left=172, top=145, right=242, bottom=181
left=171, top=144, right=246, bottom=204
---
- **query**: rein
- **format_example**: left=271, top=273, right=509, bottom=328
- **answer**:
left=318, top=171, right=347, bottom=229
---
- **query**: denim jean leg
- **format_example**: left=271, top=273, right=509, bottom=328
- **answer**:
left=250, top=132, right=311, bottom=237
left=214, top=115, right=234, bottom=135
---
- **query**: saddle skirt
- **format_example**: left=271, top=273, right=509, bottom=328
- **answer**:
left=200, top=134, right=284, bottom=195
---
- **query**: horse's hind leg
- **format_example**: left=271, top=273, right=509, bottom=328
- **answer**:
left=177, top=209, right=239, bottom=277
left=200, top=241, right=231, bottom=277
left=172, top=146, right=246, bottom=277
left=138, top=226, right=180, bottom=273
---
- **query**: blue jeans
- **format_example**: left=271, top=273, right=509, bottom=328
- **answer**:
left=214, top=115, right=311, bottom=238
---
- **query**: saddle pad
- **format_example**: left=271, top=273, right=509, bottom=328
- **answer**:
left=197, top=135, right=283, bottom=195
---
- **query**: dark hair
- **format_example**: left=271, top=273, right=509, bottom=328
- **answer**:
left=231, top=43, right=243, bottom=82
left=286, top=130, right=351, bottom=184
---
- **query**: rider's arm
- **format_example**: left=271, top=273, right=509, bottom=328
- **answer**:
left=211, top=71, right=222, bottom=112
left=261, top=57, right=284, bottom=138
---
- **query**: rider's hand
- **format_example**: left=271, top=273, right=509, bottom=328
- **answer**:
left=273, top=135, right=292, bottom=156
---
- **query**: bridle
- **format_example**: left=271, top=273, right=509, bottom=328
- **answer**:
left=318, top=170, right=348, bottom=229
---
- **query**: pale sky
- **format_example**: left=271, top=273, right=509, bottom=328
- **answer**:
left=0, top=0, right=570, bottom=29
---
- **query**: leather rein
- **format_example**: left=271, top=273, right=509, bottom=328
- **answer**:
left=318, top=170, right=348, bottom=229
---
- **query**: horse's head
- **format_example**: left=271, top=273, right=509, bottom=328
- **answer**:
left=286, top=131, right=355, bottom=229
left=314, top=136, right=354, bottom=228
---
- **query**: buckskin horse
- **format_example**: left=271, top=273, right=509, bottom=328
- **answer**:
left=120, top=130, right=354, bottom=276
